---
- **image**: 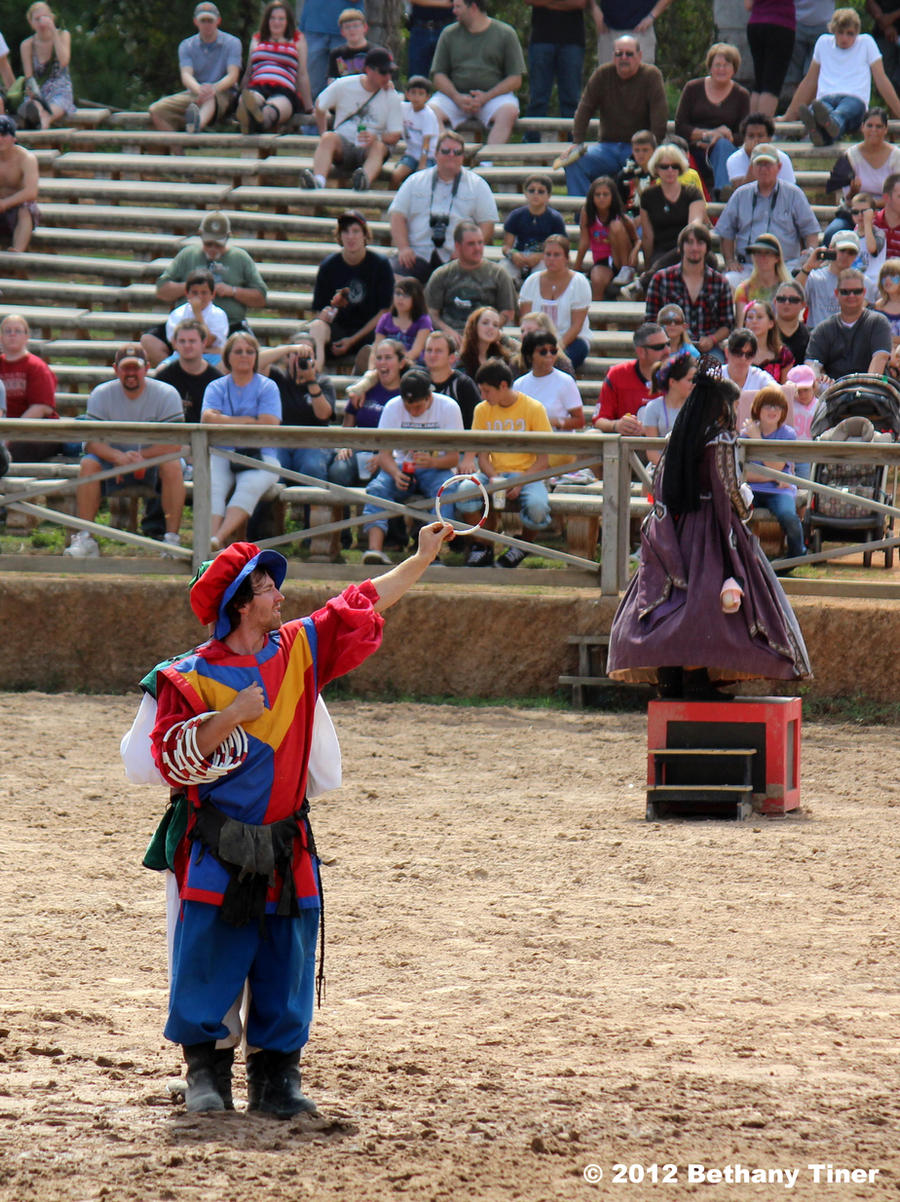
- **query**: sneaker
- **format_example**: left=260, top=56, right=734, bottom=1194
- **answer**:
left=351, top=167, right=369, bottom=191
left=184, top=102, right=201, bottom=134
left=811, top=99, right=840, bottom=141
left=620, top=280, right=644, bottom=301
left=299, top=167, right=318, bottom=189
left=495, top=545, right=527, bottom=569
left=465, top=545, right=494, bottom=567
left=64, top=530, right=99, bottom=558
left=161, top=532, right=182, bottom=557
left=611, top=265, right=634, bottom=286
left=796, top=104, right=823, bottom=145
left=18, top=98, right=41, bottom=129
left=362, top=548, right=392, bottom=565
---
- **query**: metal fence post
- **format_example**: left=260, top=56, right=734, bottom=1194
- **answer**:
left=190, top=427, right=211, bottom=572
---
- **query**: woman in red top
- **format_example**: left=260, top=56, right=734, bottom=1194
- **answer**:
left=238, top=1, right=312, bottom=133
left=744, top=300, right=795, bottom=383
left=0, top=312, right=60, bottom=461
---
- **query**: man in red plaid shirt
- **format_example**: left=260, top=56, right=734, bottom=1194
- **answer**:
left=644, top=223, right=734, bottom=358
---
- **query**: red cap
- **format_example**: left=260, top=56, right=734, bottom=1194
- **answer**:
left=190, top=541, right=287, bottom=636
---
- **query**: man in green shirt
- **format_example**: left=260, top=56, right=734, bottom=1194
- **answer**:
left=429, top=0, right=525, bottom=152
left=141, top=212, right=268, bottom=365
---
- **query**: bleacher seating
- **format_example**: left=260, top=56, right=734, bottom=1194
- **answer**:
left=2, top=114, right=844, bottom=425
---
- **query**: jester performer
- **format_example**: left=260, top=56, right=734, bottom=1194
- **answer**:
left=145, top=523, right=451, bottom=1117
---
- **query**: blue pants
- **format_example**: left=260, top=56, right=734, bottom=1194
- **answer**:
left=566, top=142, right=631, bottom=197
left=566, top=336, right=589, bottom=370
left=693, top=137, right=734, bottom=193
left=524, top=42, right=584, bottom=141
left=814, top=94, right=866, bottom=144
left=448, top=470, right=551, bottom=531
left=362, top=465, right=453, bottom=532
left=408, top=22, right=446, bottom=78
left=277, top=445, right=333, bottom=481
left=165, top=900, right=319, bottom=1052
left=304, top=31, right=345, bottom=105
left=753, top=488, right=805, bottom=558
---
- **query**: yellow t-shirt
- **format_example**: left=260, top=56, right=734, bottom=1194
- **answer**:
left=472, top=391, right=553, bottom=474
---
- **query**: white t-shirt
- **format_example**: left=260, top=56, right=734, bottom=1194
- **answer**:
left=401, top=100, right=440, bottom=160
left=726, top=146, right=796, bottom=185
left=388, top=166, right=499, bottom=263
left=376, top=390, right=463, bottom=465
left=721, top=363, right=778, bottom=391
left=316, top=74, right=403, bottom=140
left=165, top=299, right=229, bottom=348
left=813, top=33, right=881, bottom=106
left=513, top=368, right=582, bottom=427
left=518, top=270, right=592, bottom=341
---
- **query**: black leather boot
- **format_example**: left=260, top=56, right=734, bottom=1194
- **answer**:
left=182, top=1042, right=225, bottom=1113
left=246, top=1049, right=318, bottom=1119
left=211, top=1047, right=235, bottom=1111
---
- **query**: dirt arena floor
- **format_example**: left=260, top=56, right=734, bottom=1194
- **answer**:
left=1, top=693, right=898, bottom=1202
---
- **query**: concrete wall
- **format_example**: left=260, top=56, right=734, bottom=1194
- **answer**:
left=2, top=573, right=899, bottom=702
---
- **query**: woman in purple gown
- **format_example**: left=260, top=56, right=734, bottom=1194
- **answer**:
left=607, top=361, right=811, bottom=697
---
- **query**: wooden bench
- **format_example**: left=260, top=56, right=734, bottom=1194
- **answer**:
left=558, top=634, right=611, bottom=708
left=36, top=177, right=234, bottom=206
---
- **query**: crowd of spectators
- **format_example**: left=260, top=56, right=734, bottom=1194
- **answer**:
left=3, top=0, right=900, bottom=570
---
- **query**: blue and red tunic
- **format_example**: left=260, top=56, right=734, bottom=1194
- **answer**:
left=151, top=581, right=383, bottom=912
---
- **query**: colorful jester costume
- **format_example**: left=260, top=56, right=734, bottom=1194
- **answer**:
left=148, top=542, right=383, bottom=1114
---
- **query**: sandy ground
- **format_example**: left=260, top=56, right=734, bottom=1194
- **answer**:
left=0, top=693, right=898, bottom=1202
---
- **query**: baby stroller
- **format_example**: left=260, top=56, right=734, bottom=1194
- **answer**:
left=805, top=374, right=900, bottom=568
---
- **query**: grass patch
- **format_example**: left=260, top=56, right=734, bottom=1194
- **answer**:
left=800, top=691, right=900, bottom=726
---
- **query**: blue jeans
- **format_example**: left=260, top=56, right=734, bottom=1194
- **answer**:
left=822, top=209, right=853, bottom=246
left=815, top=94, right=866, bottom=144
left=304, top=31, right=345, bottom=105
left=362, top=466, right=453, bottom=532
left=449, top=470, right=551, bottom=531
left=408, top=22, right=446, bottom=78
left=566, top=142, right=631, bottom=197
left=703, top=136, right=734, bottom=192
left=566, top=336, right=589, bottom=370
left=277, top=445, right=332, bottom=481
left=785, top=21, right=827, bottom=85
left=753, top=488, right=804, bottom=558
left=524, top=42, right=585, bottom=141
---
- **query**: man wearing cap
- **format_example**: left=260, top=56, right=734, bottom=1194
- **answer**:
left=307, top=210, right=394, bottom=371
left=301, top=48, right=403, bottom=192
left=644, top=222, right=734, bottom=358
left=429, top=0, right=525, bottom=152
left=147, top=523, right=451, bottom=1115
left=0, top=115, right=39, bottom=253
left=388, top=128, right=498, bottom=283
left=141, top=212, right=267, bottom=365
left=360, top=369, right=464, bottom=564
left=716, top=143, right=821, bottom=286
left=149, top=4, right=242, bottom=134
left=63, top=345, right=186, bottom=558
left=725, top=112, right=796, bottom=190
left=796, top=232, right=877, bottom=327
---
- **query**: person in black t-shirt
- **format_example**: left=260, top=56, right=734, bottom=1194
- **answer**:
left=326, top=9, right=386, bottom=82
left=422, top=327, right=481, bottom=427
left=308, top=209, right=395, bottom=373
left=154, top=318, right=223, bottom=423
left=523, top=0, right=587, bottom=142
left=259, top=334, right=337, bottom=480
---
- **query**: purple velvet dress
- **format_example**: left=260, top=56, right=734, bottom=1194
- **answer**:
left=607, top=432, right=811, bottom=684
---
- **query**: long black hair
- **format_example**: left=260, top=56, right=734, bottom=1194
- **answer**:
left=661, top=359, right=740, bottom=514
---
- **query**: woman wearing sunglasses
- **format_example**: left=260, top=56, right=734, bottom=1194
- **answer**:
left=772, top=280, right=810, bottom=365
left=721, top=329, right=777, bottom=392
